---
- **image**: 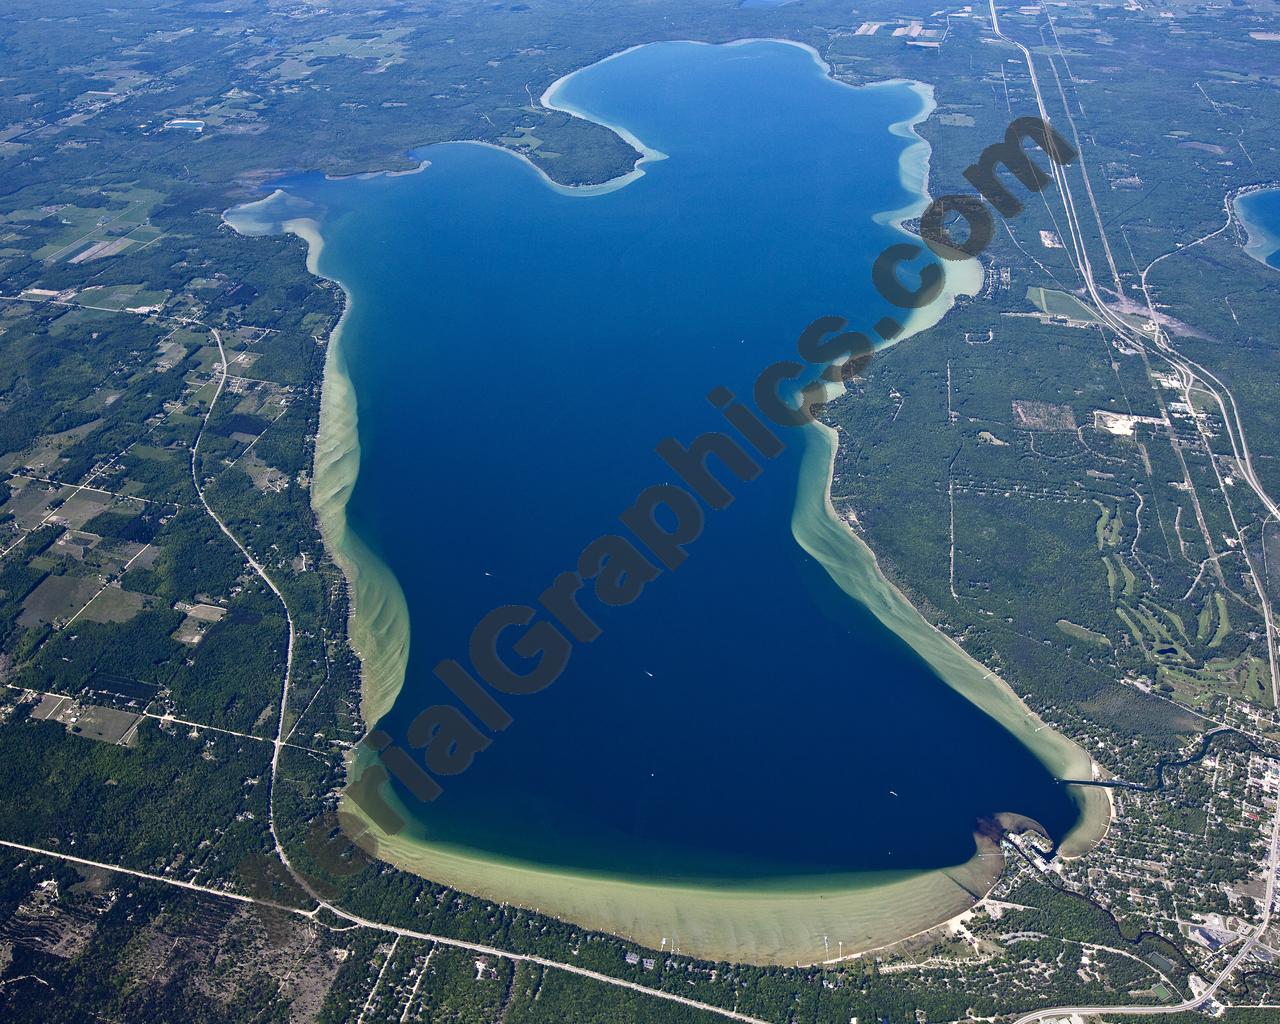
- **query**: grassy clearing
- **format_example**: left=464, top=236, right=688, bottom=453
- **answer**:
left=1094, top=500, right=1111, bottom=550
left=26, top=187, right=164, bottom=263
left=1057, top=618, right=1112, bottom=646
left=1117, top=602, right=1192, bottom=665
left=1118, top=557, right=1137, bottom=597
left=1150, top=601, right=1190, bottom=645
left=1027, top=286, right=1103, bottom=323
left=1196, top=594, right=1214, bottom=643
left=1210, top=592, right=1231, bottom=648
left=66, top=705, right=142, bottom=744
left=1104, top=555, right=1119, bottom=602
left=1136, top=601, right=1191, bottom=661
left=1160, top=653, right=1272, bottom=708
left=76, top=284, right=169, bottom=311
left=77, top=586, right=146, bottom=625
left=19, top=574, right=99, bottom=627
left=1093, top=499, right=1124, bottom=551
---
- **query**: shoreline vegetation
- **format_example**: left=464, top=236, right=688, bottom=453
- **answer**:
left=221, top=199, right=413, bottom=730
left=224, top=39, right=1110, bottom=965
left=1234, top=185, right=1280, bottom=269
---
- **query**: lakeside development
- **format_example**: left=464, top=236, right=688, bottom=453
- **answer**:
left=795, top=420, right=1112, bottom=862
left=9, top=0, right=1280, bottom=1016
left=226, top=39, right=1110, bottom=965
left=222, top=196, right=412, bottom=729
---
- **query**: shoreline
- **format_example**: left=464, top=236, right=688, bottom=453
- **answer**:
left=340, top=793, right=1009, bottom=966
left=324, top=158, right=432, bottom=181
left=224, top=38, right=1109, bottom=965
left=220, top=199, right=412, bottom=729
left=790, top=68, right=1111, bottom=861
left=795, top=420, right=1112, bottom=859
left=1234, top=186, right=1280, bottom=269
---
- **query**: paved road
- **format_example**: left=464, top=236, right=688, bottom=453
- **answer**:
left=989, top=0, right=1280, bottom=1014
left=191, top=321, right=775, bottom=1024
left=0, top=837, right=316, bottom=919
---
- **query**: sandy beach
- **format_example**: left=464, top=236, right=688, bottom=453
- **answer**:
left=795, top=420, right=1111, bottom=859
left=1234, top=186, right=1280, bottom=269
left=223, top=39, right=1110, bottom=966
left=341, top=789, right=1009, bottom=965
left=222, top=198, right=413, bottom=728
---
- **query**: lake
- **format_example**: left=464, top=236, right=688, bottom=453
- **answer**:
left=1236, top=187, right=1280, bottom=270
left=229, top=38, right=1095, bottom=962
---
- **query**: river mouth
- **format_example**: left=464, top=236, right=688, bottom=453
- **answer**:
left=228, top=37, right=1103, bottom=963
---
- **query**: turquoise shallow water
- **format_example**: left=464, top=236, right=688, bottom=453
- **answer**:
left=272, top=40, right=1081, bottom=886
left=1237, top=187, right=1280, bottom=270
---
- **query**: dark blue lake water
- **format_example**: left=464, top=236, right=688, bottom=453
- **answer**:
left=289, top=40, right=1080, bottom=884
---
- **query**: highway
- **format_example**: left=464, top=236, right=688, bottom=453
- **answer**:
left=8, top=11, right=1276, bottom=1018
left=989, top=0, right=1280, bottom=1016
